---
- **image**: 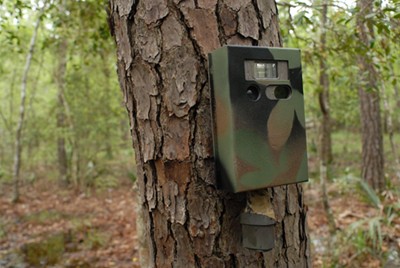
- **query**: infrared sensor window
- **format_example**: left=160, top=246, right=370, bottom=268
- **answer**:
left=244, top=60, right=289, bottom=81
left=255, top=62, right=277, bottom=79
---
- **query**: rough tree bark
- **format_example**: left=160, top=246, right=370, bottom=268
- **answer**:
left=356, top=0, right=385, bottom=191
left=108, top=0, right=310, bottom=267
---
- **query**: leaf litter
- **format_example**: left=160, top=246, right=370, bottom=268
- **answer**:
left=0, top=180, right=139, bottom=267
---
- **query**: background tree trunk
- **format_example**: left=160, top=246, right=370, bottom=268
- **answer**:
left=12, top=9, right=42, bottom=203
left=317, top=0, right=336, bottom=234
left=381, top=82, right=400, bottom=180
left=56, top=38, right=69, bottom=186
left=356, top=0, right=385, bottom=191
left=318, top=0, right=332, bottom=165
left=108, top=0, right=310, bottom=267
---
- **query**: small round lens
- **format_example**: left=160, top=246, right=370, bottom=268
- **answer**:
left=246, top=85, right=260, bottom=101
left=274, top=86, right=291, bottom=99
left=265, top=85, right=292, bottom=100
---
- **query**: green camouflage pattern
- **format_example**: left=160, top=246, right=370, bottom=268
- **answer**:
left=208, top=45, right=308, bottom=193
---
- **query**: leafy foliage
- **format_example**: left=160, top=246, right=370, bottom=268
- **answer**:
left=278, top=1, right=400, bottom=266
left=278, top=0, right=400, bottom=130
left=0, top=0, right=133, bottom=188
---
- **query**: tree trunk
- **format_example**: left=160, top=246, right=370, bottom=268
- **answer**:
left=12, top=9, right=42, bottom=203
left=356, top=0, right=385, bottom=191
left=108, top=1, right=310, bottom=267
left=318, top=1, right=332, bottom=166
left=388, top=61, right=400, bottom=114
left=55, top=0, right=76, bottom=187
left=56, top=38, right=69, bottom=186
left=381, top=82, right=400, bottom=180
left=317, top=0, right=336, bottom=234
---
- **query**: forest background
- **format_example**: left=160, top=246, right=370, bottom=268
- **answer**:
left=0, top=0, right=399, bottom=267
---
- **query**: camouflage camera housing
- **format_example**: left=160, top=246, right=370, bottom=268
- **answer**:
left=208, top=45, right=309, bottom=193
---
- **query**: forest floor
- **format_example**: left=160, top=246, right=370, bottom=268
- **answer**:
left=0, top=180, right=140, bottom=268
left=306, top=181, right=400, bottom=268
left=0, top=178, right=399, bottom=267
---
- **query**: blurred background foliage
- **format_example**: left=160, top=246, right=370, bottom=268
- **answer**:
left=0, top=0, right=135, bottom=189
left=279, top=0, right=400, bottom=177
left=278, top=0, right=400, bottom=266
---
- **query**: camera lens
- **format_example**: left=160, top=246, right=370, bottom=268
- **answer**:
left=246, top=85, right=260, bottom=101
left=274, top=85, right=291, bottom=99
left=265, top=85, right=292, bottom=100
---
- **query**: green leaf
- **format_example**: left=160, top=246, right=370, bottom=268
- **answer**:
left=293, top=10, right=312, bottom=26
left=359, top=180, right=381, bottom=209
left=376, top=22, right=390, bottom=34
left=365, top=12, right=376, bottom=19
